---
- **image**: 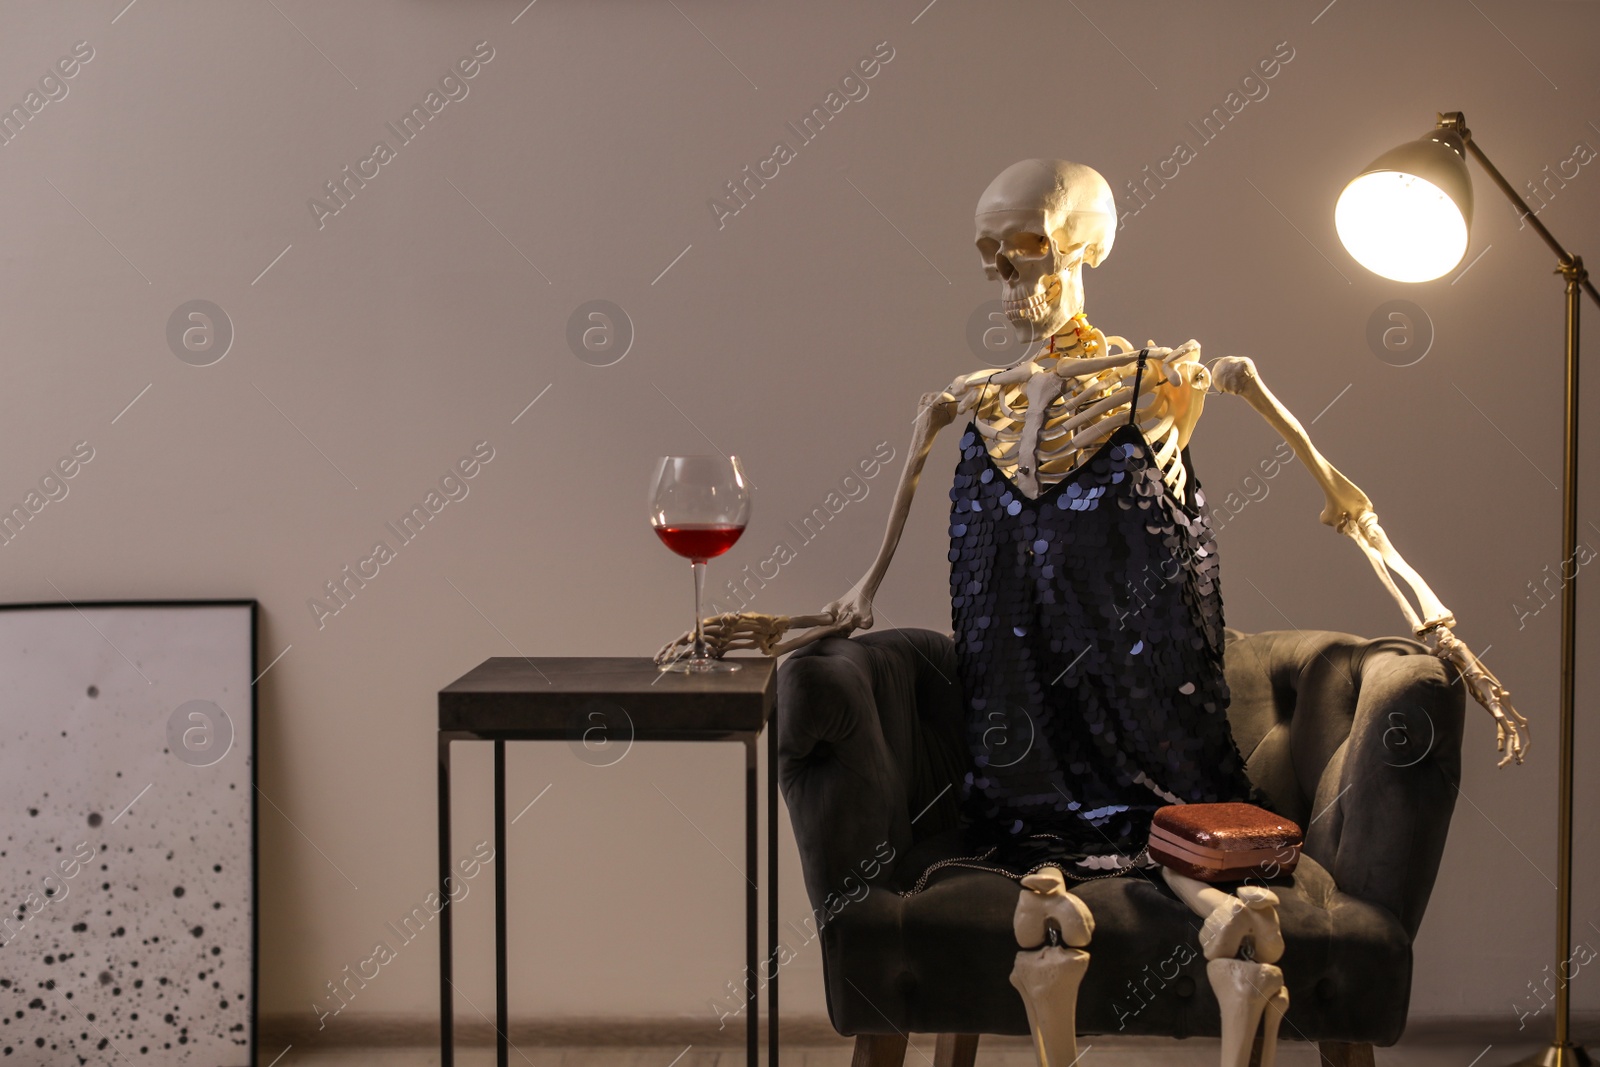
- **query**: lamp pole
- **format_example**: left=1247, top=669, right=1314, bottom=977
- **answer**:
left=1436, top=111, right=1599, bottom=1067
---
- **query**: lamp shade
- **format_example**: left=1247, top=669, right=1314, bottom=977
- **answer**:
left=1335, top=127, right=1474, bottom=283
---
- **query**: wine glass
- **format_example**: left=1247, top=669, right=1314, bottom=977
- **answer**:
left=649, top=455, right=752, bottom=672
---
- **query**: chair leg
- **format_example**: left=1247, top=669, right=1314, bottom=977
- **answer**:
left=1319, top=1042, right=1376, bottom=1067
left=935, top=1034, right=980, bottom=1067
left=852, top=1034, right=910, bottom=1067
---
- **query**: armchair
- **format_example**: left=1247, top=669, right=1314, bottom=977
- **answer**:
left=775, top=626, right=1465, bottom=1067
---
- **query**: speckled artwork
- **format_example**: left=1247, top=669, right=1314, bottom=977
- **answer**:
left=0, top=602, right=255, bottom=1064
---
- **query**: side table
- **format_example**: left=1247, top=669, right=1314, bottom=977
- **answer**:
left=437, top=656, right=779, bottom=1067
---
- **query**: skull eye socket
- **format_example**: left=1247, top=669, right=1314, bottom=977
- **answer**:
left=976, top=237, right=1001, bottom=262
left=1007, top=232, right=1052, bottom=260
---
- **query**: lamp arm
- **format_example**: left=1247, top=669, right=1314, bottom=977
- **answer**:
left=1441, top=112, right=1600, bottom=308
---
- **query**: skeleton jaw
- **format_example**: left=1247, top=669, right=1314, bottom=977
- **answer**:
left=1004, top=275, right=1061, bottom=320
left=1004, top=275, right=1075, bottom=341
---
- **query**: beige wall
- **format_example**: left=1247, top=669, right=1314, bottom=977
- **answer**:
left=3, top=0, right=1597, bottom=1039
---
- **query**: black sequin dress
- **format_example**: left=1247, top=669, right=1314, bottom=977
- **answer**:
left=909, top=369, right=1256, bottom=892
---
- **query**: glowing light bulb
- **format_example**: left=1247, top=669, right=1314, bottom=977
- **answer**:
left=1335, top=170, right=1469, bottom=283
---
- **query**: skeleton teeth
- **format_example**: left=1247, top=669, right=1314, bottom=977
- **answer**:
left=1002, top=278, right=1063, bottom=319
left=1003, top=290, right=1050, bottom=314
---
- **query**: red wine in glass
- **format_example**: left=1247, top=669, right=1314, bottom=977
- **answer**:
left=649, top=455, right=752, bottom=672
left=653, top=524, right=746, bottom=561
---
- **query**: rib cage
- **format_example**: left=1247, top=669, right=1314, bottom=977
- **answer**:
left=962, top=322, right=1189, bottom=500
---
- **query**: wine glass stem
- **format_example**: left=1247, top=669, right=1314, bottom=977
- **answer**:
left=691, top=559, right=708, bottom=660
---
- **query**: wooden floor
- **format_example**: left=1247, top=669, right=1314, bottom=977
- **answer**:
left=277, top=1036, right=1554, bottom=1067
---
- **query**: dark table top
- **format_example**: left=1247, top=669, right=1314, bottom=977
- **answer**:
left=438, top=655, right=777, bottom=738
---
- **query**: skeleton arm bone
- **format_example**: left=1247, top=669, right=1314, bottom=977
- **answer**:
left=654, top=386, right=958, bottom=663
left=813, top=387, right=960, bottom=628
left=741, top=386, right=959, bottom=656
left=1211, top=356, right=1528, bottom=766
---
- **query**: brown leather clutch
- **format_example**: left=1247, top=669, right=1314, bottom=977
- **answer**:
left=1147, top=802, right=1303, bottom=882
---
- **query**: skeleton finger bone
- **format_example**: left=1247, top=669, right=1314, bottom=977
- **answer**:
left=1010, top=867, right=1093, bottom=1067
left=1426, top=623, right=1529, bottom=766
left=652, top=611, right=837, bottom=664
left=1348, top=513, right=1528, bottom=764
left=653, top=612, right=780, bottom=664
left=1209, top=958, right=1287, bottom=1067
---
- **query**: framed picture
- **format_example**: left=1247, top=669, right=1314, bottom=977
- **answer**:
left=0, top=600, right=257, bottom=1064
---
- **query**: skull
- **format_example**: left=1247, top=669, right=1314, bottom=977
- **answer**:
left=975, top=160, right=1117, bottom=343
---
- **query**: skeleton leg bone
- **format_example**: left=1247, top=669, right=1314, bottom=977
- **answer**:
left=1259, top=984, right=1290, bottom=1067
left=1160, top=868, right=1283, bottom=964
left=1162, top=867, right=1287, bottom=1067
left=1010, top=867, right=1092, bottom=1067
left=1209, top=958, right=1287, bottom=1067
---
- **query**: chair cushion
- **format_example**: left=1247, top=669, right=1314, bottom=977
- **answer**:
left=818, top=828, right=1411, bottom=1043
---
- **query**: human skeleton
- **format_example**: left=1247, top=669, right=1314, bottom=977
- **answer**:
left=657, top=159, right=1526, bottom=1065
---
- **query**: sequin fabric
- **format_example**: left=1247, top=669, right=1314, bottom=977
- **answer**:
left=912, top=419, right=1256, bottom=891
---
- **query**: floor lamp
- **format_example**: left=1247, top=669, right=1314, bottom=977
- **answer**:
left=1335, top=111, right=1598, bottom=1067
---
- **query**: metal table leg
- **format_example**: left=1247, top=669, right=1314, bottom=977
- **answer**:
left=746, top=735, right=758, bottom=1067
left=440, top=726, right=775, bottom=1067
left=438, top=735, right=455, bottom=1067
left=495, top=739, right=509, bottom=1067
left=768, top=721, right=778, bottom=1067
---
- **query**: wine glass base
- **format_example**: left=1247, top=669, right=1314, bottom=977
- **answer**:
left=659, top=657, right=742, bottom=673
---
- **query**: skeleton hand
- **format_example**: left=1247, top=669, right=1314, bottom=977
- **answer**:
left=1424, top=622, right=1529, bottom=767
left=654, top=612, right=786, bottom=664
left=653, top=610, right=843, bottom=664
left=1339, top=512, right=1530, bottom=767
left=646, top=588, right=866, bottom=665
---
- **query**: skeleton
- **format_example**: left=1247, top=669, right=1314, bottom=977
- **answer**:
left=656, top=158, right=1528, bottom=1061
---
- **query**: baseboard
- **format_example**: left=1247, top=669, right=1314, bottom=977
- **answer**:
left=1399, top=1014, right=1599, bottom=1044
left=261, top=1012, right=1600, bottom=1050
left=263, top=1014, right=855, bottom=1050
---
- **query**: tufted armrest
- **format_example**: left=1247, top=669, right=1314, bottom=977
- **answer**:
left=1222, top=630, right=1465, bottom=938
left=776, top=629, right=967, bottom=913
